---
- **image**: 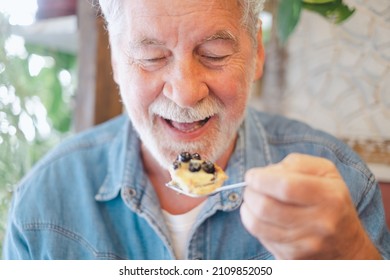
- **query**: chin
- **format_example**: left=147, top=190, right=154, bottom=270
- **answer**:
left=140, top=123, right=239, bottom=169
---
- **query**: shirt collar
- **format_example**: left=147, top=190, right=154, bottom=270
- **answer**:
left=244, top=107, right=273, bottom=168
left=95, top=116, right=141, bottom=202
left=202, top=107, right=273, bottom=212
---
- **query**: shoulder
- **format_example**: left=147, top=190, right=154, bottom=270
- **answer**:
left=12, top=114, right=130, bottom=208
left=246, top=107, right=364, bottom=164
left=30, top=114, right=127, bottom=168
left=247, top=107, right=330, bottom=143
left=245, top=107, right=376, bottom=201
left=40, top=114, right=129, bottom=165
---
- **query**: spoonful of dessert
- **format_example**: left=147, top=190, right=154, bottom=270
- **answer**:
left=166, top=151, right=246, bottom=198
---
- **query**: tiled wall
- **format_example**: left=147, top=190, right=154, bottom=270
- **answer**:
left=253, top=0, right=390, bottom=182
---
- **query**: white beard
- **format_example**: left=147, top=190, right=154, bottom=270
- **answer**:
left=128, top=94, right=246, bottom=169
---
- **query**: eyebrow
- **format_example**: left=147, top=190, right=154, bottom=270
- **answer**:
left=203, top=30, right=237, bottom=43
left=201, top=30, right=239, bottom=50
left=128, top=38, right=166, bottom=51
left=128, top=30, right=238, bottom=50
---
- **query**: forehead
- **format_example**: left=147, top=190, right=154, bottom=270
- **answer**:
left=124, top=0, right=241, bottom=17
left=121, top=0, right=243, bottom=42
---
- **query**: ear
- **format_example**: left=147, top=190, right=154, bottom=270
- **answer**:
left=254, top=24, right=265, bottom=80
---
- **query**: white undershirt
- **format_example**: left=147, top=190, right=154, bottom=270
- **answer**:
left=162, top=201, right=206, bottom=260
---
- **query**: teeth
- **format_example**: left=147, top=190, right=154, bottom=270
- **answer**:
left=168, top=117, right=210, bottom=132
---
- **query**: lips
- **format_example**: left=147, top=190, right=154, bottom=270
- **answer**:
left=166, top=117, right=210, bottom=133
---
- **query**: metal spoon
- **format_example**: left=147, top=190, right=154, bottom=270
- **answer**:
left=165, top=181, right=247, bottom=198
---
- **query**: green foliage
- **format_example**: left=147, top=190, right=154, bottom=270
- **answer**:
left=277, top=0, right=355, bottom=44
left=277, top=0, right=303, bottom=45
left=302, top=0, right=355, bottom=24
left=0, top=13, right=75, bottom=255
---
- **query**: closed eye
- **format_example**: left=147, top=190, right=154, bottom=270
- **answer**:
left=137, top=56, right=169, bottom=71
left=200, top=54, right=231, bottom=68
left=143, top=57, right=166, bottom=62
left=203, top=55, right=230, bottom=61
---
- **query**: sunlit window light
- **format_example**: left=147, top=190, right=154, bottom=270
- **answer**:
left=0, top=62, right=5, bottom=74
left=28, top=54, right=55, bottom=77
left=4, top=35, right=27, bottom=58
left=28, top=54, right=45, bottom=77
left=23, top=96, right=51, bottom=139
left=0, top=112, right=9, bottom=133
left=0, top=85, right=9, bottom=105
left=7, top=124, right=16, bottom=136
left=11, top=96, right=22, bottom=116
left=18, top=111, right=35, bottom=142
left=31, top=97, right=51, bottom=138
left=58, top=70, right=72, bottom=87
left=0, top=0, right=38, bottom=26
left=260, top=11, right=273, bottom=43
left=260, top=11, right=273, bottom=32
left=0, top=85, right=16, bottom=106
left=0, top=112, right=16, bottom=136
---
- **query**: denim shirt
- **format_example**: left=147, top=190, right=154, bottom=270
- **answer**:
left=3, top=107, right=390, bottom=259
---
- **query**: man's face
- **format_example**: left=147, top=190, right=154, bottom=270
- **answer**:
left=111, top=0, right=264, bottom=167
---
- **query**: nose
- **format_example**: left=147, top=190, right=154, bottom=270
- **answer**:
left=163, top=57, right=209, bottom=108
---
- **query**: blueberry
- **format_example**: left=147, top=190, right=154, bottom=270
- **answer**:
left=172, top=161, right=181, bottom=170
left=178, top=152, right=191, bottom=162
left=189, top=161, right=201, bottom=172
left=191, top=153, right=201, bottom=160
left=202, top=161, right=215, bottom=174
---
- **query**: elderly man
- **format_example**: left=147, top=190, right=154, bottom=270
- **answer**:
left=3, top=0, right=389, bottom=259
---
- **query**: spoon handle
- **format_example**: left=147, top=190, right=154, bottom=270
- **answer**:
left=211, top=181, right=246, bottom=193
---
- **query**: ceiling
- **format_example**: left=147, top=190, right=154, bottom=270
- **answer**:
left=11, top=15, right=78, bottom=54
left=10, top=0, right=78, bottom=54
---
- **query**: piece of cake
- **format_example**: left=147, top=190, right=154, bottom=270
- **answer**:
left=168, top=152, right=228, bottom=195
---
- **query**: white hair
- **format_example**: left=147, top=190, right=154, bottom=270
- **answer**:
left=98, top=0, right=265, bottom=44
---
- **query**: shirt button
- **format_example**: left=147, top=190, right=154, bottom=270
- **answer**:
left=228, top=192, right=239, bottom=202
left=128, top=188, right=136, bottom=197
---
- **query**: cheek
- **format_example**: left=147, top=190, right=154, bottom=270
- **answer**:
left=210, top=67, right=251, bottom=112
left=117, top=66, right=163, bottom=114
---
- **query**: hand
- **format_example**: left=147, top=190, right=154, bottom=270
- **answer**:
left=240, top=153, right=381, bottom=259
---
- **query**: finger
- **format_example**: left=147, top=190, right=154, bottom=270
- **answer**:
left=242, top=187, right=309, bottom=228
left=240, top=202, right=300, bottom=244
left=245, top=167, right=345, bottom=205
left=240, top=203, right=330, bottom=260
left=279, top=153, right=340, bottom=178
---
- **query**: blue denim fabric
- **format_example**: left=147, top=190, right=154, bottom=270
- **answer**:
left=3, top=107, right=390, bottom=259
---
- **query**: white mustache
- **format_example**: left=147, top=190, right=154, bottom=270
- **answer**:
left=149, top=95, right=224, bottom=123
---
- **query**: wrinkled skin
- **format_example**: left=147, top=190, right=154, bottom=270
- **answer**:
left=241, top=154, right=381, bottom=259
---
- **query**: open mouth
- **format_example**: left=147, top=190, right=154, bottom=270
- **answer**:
left=164, top=117, right=211, bottom=133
